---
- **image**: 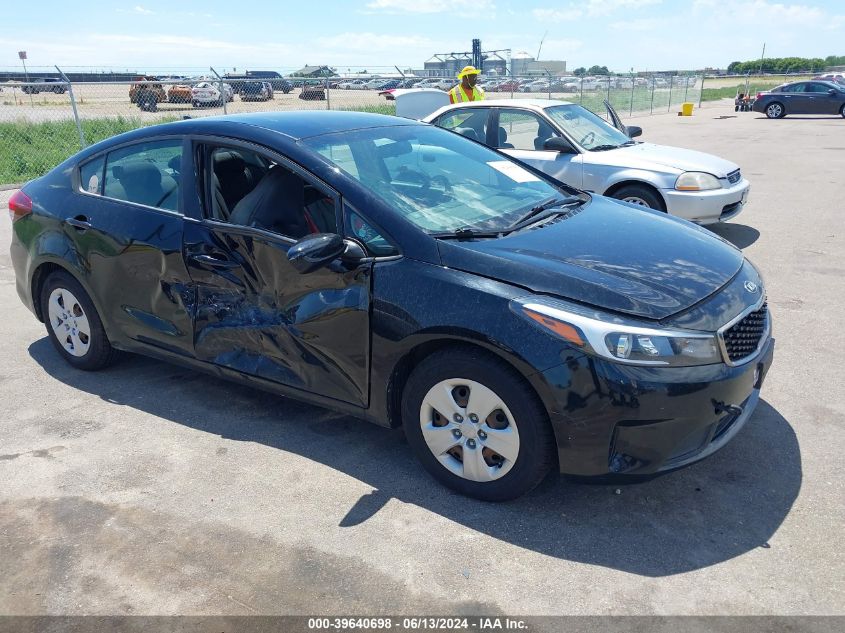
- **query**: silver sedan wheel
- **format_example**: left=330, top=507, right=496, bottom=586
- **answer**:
left=621, top=196, right=651, bottom=207
left=766, top=103, right=783, bottom=119
left=47, top=288, right=91, bottom=357
left=419, top=379, right=521, bottom=482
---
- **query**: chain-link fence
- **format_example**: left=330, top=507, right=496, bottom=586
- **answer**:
left=1, top=65, right=704, bottom=185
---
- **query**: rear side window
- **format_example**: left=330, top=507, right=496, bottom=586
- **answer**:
left=79, top=156, right=105, bottom=195
left=102, top=140, right=182, bottom=211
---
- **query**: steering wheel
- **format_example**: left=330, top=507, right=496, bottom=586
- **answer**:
left=428, top=174, right=452, bottom=194
left=579, top=131, right=595, bottom=146
left=397, top=167, right=430, bottom=188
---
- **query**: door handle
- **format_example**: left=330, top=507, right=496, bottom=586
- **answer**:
left=65, top=216, right=92, bottom=230
left=189, top=253, right=240, bottom=269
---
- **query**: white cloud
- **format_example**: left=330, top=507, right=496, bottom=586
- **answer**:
left=609, top=17, right=664, bottom=31
left=532, top=0, right=660, bottom=22
left=316, top=32, right=439, bottom=52
left=532, top=8, right=583, bottom=22
left=133, top=5, right=154, bottom=14
left=364, top=0, right=493, bottom=14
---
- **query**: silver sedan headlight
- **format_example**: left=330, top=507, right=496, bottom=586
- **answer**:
left=512, top=297, right=723, bottom=367
left=675, top=171, right=722, bottom=191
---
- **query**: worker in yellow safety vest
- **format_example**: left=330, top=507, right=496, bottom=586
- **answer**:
left=449, top=65, right=485, bottom=104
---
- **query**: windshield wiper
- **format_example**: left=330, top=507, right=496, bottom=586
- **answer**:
left=589, top=144, right=621, bottom=152
left=513, top=195, right=581, bottom=226
left=430, top=227, right=504, bottom=240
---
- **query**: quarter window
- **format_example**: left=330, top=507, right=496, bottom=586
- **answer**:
left=103, top=140, right=182, bottom=211
left=79, top=156, right=105, bottom=196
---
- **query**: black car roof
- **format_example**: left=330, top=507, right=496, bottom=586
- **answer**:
left=150, top=111, right=420, bottom=141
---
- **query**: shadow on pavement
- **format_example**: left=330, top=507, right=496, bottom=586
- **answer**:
left=707, top=222, right=760, bottom=249
left=29, top=337, right=801, bottom=578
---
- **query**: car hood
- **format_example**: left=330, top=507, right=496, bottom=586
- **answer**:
left=436, top=196, right=744, bottom=321
left=590, top=142, right=739, bottom=178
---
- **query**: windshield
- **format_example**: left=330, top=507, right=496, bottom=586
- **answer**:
left=545, top=104, right=631, bottom=150
left=301, top=125, right=572, bottom=233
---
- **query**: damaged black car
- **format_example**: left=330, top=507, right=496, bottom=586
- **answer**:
left=9, top=112, right=774, bottom=500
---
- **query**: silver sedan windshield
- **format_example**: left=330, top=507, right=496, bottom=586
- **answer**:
left=301, top=125, right=565, bottom=233
left=545, top=104, right=630, bottom=150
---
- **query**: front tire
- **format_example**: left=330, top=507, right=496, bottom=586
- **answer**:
left=766, top=102, right=785, bottom=119
left=402, top=348, right=555, bottom=501
left=611, top=184, right=664, bottom=210
left=40, top=271, right=119, bottom=371
left=840, top=104, right=845, bottom=119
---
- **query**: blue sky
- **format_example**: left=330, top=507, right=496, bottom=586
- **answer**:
left=3, top=0, right=843, bottom=73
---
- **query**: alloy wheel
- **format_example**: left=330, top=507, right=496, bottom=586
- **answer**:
left=767, top=103, right=783, bottom=118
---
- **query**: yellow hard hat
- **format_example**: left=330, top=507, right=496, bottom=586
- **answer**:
left=457, top=65, right=481, bottom=79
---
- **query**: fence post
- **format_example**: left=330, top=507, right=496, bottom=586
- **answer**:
left=579, top=77, right=584, bottom=105
left=629, top=72, right=635, bottom=117
left=56, top=66, right=86, bottom=148
left=650, top=75, right=655, bottom=114
left=606, top=77, right=611, bottom=104
left=210, top=66, right=227, bottom=115
left=683, top=76, right=690, bottom=103
left=698, top=74, right=704, bottom=108
left=667, top=76, right=674, bottom=112
left=325, top=76, right=331, bottom=110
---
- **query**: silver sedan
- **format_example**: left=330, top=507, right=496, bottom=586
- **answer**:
left=423, top=99, right=750, bottom=224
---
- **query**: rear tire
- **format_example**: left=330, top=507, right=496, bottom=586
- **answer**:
left=402, top=348, right=555, bottom=501
left=611, top=184, right=664, bottom=211
left=840, top=104, right=845, bottom=119
left=40, top=271, right=119, bottom=371
left=766, top=102, right=785, bottom=119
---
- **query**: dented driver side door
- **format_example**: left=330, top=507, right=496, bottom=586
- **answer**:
left=182, top=142, right=373, bottom=407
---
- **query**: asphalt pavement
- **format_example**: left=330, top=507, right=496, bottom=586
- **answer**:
left=0, top=102, right=842, bottom=616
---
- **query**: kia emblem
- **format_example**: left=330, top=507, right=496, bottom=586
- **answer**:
left=744, top=281, right=758, bottom=293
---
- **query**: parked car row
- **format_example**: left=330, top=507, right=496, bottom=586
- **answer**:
left=129, top=78, right=279, bottom=110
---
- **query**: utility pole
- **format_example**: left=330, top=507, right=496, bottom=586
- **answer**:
left=758, top=42, right=766, bottom=75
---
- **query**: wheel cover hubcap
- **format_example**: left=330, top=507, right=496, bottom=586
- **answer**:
left=622, top=196, right=650, bottom=207
left=47, top=288, right=91, bottom=357
left=419, top=379, right=520, bottom=482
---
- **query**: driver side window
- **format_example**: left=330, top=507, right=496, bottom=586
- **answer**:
left=203, top=144, right=338, bottom=240
left=498, top=109, right=557, bottom=151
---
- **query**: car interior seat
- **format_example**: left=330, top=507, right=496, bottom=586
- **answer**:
left=498, top=127, right=514, bottom=149
left=228, top=166, right=310, bottom=238
left=212, top=150, right=262, bottom=220
left=534, top=123, right=555, bottom=151
left=111, top=161, right=177, bottom=209
left=454, top=127, right=480, bottom=142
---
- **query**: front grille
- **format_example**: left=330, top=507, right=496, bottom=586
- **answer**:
left=722, top=302, right=768, bottom=363
left=727, top=169, right=741, bottom=184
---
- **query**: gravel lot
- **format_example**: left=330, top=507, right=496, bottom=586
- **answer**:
left=0, top=102, right=843, bottom=617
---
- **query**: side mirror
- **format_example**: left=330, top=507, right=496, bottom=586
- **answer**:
left=288, top=233, right=345, bottom=274
left=543, top=136, right=577, bottom=154
left=626, top=125, right=643, bottom=138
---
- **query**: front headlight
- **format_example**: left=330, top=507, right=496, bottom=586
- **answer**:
left=513, top=298, right=723, bottom=367
left=675, top=171, right=722, bottom=191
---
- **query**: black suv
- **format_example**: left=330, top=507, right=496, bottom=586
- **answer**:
left=22, top=77, right=67, bottom=94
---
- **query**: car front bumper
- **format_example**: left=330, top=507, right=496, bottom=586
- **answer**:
left=539, top=336, right=775, bottom=477
left=662, top=178, right=751, bottom=224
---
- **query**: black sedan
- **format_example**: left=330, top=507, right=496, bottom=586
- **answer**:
left=753, top=80, right=845, bottom=118
left=8, top=112, right=774, bottom=500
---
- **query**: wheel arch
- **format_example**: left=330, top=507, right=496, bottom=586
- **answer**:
left=30, top=260, right=104, bottom=328
left=603, top=179, right=667, bottom=211
left=384, top=336, right=560, bottom=445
